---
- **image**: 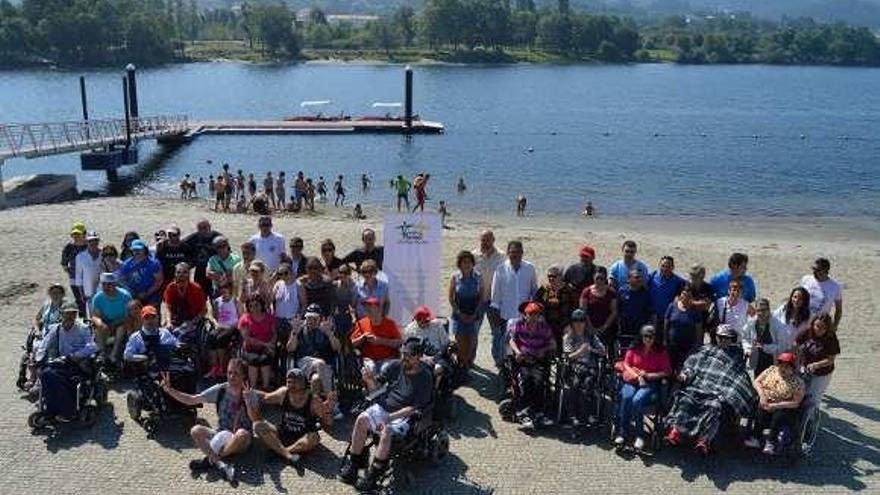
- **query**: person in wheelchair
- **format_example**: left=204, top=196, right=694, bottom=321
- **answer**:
left=253, top=369, right=325, bottom=468
left=287, top=304, right=342, bottom=425
left=747, top=352, right=805, bottom=455
left=123, top=305, right=179, bottom=368
left=562, top=309, right=606, bottom=427
left=338, top=337, right=433, bottom=491
left=90, top=272, right=133, bottom=370
left=34, top=302, right=98, bottom=422
left=350, top=296, right=402, bottom=376
left=664, top=324, right=757, bottom=455
left=507, top=301, right=557, bottom=429
left=161, top=262, right=208, bottom=337
left=404, top=305, right=451, bottom=388
left=19, top=283, right=67, bottom=392
left=614, top=324, right=671, bottom=450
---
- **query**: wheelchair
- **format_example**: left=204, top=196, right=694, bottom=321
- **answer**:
left=172, top=317, right=215, bottom=378
left=28, top=357, right=109, bottom=430
left=16, top=326, right=43, bottom=392
left=554, top=353, right=611, bottom=432
left=607, top=360, right=673, bottom=453
left=752, top=374, right=821, bottom=460
left=126, top=348, right=201, bottom=437
left=497, top=354, right=555, bottom=427
left=344, top=385, right=450, bottom=492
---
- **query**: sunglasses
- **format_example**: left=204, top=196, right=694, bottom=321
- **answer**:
left=290, top=244, right=303, bottom=249
left=277, top=271, right=291, bottom=276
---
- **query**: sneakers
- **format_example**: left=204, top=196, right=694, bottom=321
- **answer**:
left=189, top=457, right=212, bottom=472
left=519, top=416, right=535, bottom=430
left=664, top=427, right=681, bottom=446
left=216, top=460, right=235, bottom=481
left=538, top=414, right=555, bottom=427
left=571, top=417, right=583, bottom=427
left=355, top=461, right=388, bottom=492
left=338, top=453, right=366, bottom=485
left=633, top=437, right=646, bottom=451
left=613, top=435, right=625, bottom=446
left=586, top=415, right=597, bottom=426
left=762, top=440, right=776, bottom=455
left=743, top=437, right=761, bottom=449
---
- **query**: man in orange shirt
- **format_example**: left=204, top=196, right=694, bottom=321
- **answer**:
left=351, top=297, right=402, bottom=375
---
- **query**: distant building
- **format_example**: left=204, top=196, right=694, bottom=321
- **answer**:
left=294, top=8, right=380, bottom=28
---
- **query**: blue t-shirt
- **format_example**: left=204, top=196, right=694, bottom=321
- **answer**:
left=608, top=259, right=650, bottom=292
left=117, top=256, right=162, bottom=300
left=709, top=270, right=757, bottom=303
left=648, top=271, right=686, bottom=318
left=91, top=287, right=133, bottom=325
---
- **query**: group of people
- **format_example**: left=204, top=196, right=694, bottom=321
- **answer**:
left=479, top=236, right=841, bottom=457
left=181, top=164, right=454, bottom=225
left=29, top=219, right=843, bottom=487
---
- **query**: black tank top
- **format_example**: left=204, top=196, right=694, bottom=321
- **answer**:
left=280, top=392, right=316, bottom=436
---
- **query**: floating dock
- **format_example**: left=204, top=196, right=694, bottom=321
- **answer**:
left=188, top=118, right=443, bottom=136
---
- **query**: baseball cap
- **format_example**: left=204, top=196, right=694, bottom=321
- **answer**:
left=304, top=303, right=322, bottom=318
left=130, top=239, right=147, bottom=251
left=212, top=235, right=230, bottom=247
left=521, top=301, right=543, bottom=316
left=71, top=221, right=86, bottom=235
left=61, top=301, right=79, bottom=313
left=99, top=272, right=117, bottom=284
left=570, top=309, right=588, bottom=322
left=777, top=352, right=796, bottom=365
left=640, top=324, right=657, bottom=336
left=413, top=305, right=433, bottom=323
left=579, top=245, right=596, bottom=259
left=363, top=297, right=381, bottom=307
left=141, top=305, right=159, bottom=318
left=86, top=231, right=100, bottom=241
left=167, top=225, right=181, bottom=235
left=716, top=324, right=737, bottom=339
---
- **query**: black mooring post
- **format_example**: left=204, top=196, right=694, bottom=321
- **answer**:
left=122, top=76, right=131, bottom=147
left=126, top=63, right=139, bottom=119
left=80, top=75, right=90, bottom=139
left=404, top=66, right=413, bottom=132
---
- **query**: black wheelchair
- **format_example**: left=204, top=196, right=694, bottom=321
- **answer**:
left=28, top=356, right=109, bottom=430
left=16, top=325, right=43, bottom=392
left=554, top=353, right=611, bottom=432
left=125, top=347, right=201, bottom=437
left=172, top=317, right=215, bottom=379
left=344, top=384, right=450, bottom=492
left=497, top=354, right=556, bottom=427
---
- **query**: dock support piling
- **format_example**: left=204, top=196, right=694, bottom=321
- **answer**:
left=122, top=77, right=131, bottom=147
left=125, top=64, right=139, bottom=119
left=404, top=66, right=413, bottom=132
left=0, top=158, right=5, bottom=210
left=79, top=76, right=89, bottom=139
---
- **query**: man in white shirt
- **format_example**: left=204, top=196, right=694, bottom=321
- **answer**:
left=249, top=216, right=286, bottom=273
left=488, top=240, right=537, bottom=369
left=74, top=231, right=103, bottom=315
left=800, top=257, right=843, bottom=330
left=475, top=230, right=505, bottom=301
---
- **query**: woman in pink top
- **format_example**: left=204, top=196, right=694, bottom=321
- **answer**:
left=614, top=324, right=671, bottom=451
left=238, top=293, right=276, bottom=390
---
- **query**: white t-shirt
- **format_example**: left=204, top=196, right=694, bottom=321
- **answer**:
left=273, top=280, right=299, bottom=319
left=715, top=296, right=749, bottom=342
left=249, top=232, right=286, bottom=273
left=214, top=296, right=239, bottom=327
left=800, top=274, right=842, bottom=317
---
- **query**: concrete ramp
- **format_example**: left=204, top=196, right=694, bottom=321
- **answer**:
left=2, top=174, right=78, bottom=209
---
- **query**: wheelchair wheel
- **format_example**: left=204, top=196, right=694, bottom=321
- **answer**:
left=127, top=391, right=143, bottom=422
left=498, top=398, right=516, bottom=422
left=28, top=411, right=51, bottom=429
left=79, top=405, right=98, bottom=426
left=798, top=406, right=821, bottom=457
left=429, top=430, right=450, bottom=464
left=143, top=417, right=160, bottom=437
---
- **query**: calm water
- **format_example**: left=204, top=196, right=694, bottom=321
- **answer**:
left=2, top=63, right=879, bottom=217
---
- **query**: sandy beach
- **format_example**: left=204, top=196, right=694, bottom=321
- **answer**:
left=1, top=195, right=878, bottom=494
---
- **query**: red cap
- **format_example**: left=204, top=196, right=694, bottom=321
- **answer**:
left=580, top=245, right=596, bottom=259
left=141, top=305, right=159, bottom=318
left=413, top=305, right=433, bottom=323
left=363, top=297, right=381, bottom=307
left=777, top=352, right=796, bottom=365
left=523, top=301, right=543, bottom=316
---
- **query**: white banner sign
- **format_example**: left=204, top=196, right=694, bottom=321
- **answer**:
left=382, top=213, right=443, bottom=326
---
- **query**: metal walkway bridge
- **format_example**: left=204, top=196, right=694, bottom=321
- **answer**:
left=0, top=115, right=189, bottom=161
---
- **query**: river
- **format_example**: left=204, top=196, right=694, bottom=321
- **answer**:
left=2, top=62, right=878, bottom=217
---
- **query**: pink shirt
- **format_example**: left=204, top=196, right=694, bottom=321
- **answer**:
left=624, top=345, right=672, bottom=379
left=239, top=312, right=276, bottom=352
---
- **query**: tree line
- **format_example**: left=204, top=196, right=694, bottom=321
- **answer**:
left=2, top=0, right=879, bottom=67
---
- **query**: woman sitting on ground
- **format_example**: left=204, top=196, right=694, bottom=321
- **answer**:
left=615, top=324, right=671, bottom=451
left=749, top=352, right=805, bottom=455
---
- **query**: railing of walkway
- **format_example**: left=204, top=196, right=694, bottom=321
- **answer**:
left=0, top=115, right=189, bottom=159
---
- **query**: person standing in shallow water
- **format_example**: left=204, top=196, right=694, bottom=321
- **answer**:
left=516, top=195, right=527, bottom=216
left=334, top=175, right=346, bottom=207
